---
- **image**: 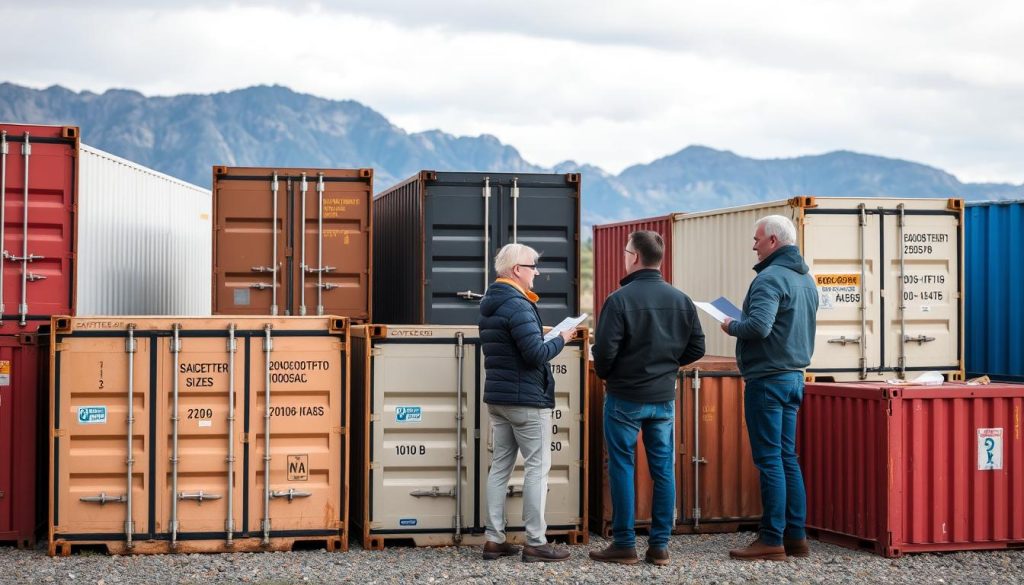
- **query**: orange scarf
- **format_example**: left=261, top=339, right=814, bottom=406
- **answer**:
left=495, top=277, right=540, bottom=303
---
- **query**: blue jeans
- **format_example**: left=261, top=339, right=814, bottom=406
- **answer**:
left=744, top=372, right=807, bottom=546
left=603, top=393, right=675, bottom=549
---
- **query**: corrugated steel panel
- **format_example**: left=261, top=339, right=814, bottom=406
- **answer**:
left=592, top=215, right=674, bottom=326
left=799, top=381, right=1024, bottom=557
left=374, top=172, right=580, bottom=325
left=77, top=145, right=211, bottom=316
left=212, top=167, right=372, bottom=320
left=48, top=316, right=349, bottom=555
left=965, top=201, right=1024, bottom=381
left=350, top=324, right=588, bottom=548
left=670, top=197, right=964, bottom=382
left=0, top=335, right=43, bottom=546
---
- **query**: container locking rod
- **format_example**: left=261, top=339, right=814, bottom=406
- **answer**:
left=125, top=324, right=137, bottom=548
left=170, top=323, right=182, bottom=547
left=0, top=130, right=8, bottom=321
left=226, top=323, right=237, bottom=546
left=262, top=324, right=273, bottom=545
left=299, top=174, right=308, bottom=316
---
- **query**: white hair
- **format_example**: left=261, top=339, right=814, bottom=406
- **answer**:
left=755, top=215, right=797, bottom=245
left=494, top=243, right=539, bottom=277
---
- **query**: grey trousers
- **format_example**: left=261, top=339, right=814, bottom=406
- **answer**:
left=485, top=404, right=552, bottom=547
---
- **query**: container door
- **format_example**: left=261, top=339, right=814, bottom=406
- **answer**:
left=212, top=171, right=289, bottom=315
left=423, top=175, right=497, bottom=325
left=478, top=342, right=583, bottom=532
left=883, top=208, right=961, bottom=375
left=0, top=348, right=11, bottom=534
left=803, top=210, right=883, bottom=377
left=249, top=333, right=345, bottom=536
left=0, top=339, right=40, bottom=541
left=369, top=338, right=478, bottom=535
left=292, top=171, right=372, bottom=320
left=156, top=333, right=244, bottom=538
left=498, top=174, right=581, bottom=325
left=52, top=335, right=152, bottom=538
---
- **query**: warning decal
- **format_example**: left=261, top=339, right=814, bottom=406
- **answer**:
left=815, top=274, right=862, bottom=310
left=0, top=360, right=9, bottom=386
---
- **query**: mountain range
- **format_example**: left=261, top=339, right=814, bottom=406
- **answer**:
left=2, top=82, right=1021, bottom=230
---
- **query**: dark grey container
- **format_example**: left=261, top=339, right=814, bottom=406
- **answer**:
left=373, top=171, right=581, bottom=325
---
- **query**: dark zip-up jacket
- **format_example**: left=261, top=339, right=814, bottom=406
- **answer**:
left=594, top=269, right=706, bottom=402
left=727, top=245, right=819, bottom=379
left=479, top=281, right=565, bottom=408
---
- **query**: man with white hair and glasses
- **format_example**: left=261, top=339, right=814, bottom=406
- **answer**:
left=478, top=243, right=574, bottom=563
left=721, top=215, right=818, bottom=561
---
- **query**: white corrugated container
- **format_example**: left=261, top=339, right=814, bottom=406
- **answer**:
left=77, top=145, right=211, bottom=315
left=670, top=196, right=963, bottom=382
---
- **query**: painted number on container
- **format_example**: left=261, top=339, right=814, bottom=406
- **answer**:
left=549, top=364, right=568, bottom=375
left=978, top=428, right=1003, bottom=470
left=187, top=408, right=213, bottom=419
left=395, top=444, right=426, bottom=456
left=269, top=406, right=325, bottom=417
left=98, top=360, right=104, bottom=389
left=287, top=454, right=309, bottom=481
left=551, top=441, right=562, bottom=452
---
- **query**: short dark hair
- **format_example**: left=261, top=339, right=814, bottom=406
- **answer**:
left=629, top=230, right=664, bottom=267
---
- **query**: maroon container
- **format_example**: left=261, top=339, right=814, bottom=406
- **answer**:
left=0, top=334, right=43, bottom=546
left=799, top=381, right=1024, bottom=557
left=592, top=215, right=673, bottom=325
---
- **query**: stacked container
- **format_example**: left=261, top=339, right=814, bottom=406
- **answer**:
left=798, top=380, right=1024, bottom=557
left=0, top=123, right=212, bottom=547
left=350, top=325, right=589, bottom=548
left=48, top=316, right=350, bottom=555
left=212, top=166, right=373, bottom=321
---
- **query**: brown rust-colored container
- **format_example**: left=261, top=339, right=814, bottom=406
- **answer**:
left=588, top=356, right=761, bottom=537
left=47, top=316, right=349, bottom=555
left=212, top=167, right=372, bottom=321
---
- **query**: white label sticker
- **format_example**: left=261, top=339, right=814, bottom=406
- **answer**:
left=978, top=428, right=1003, bottom=470
left=198, top=420, right=212, bottom=428
left=78, top=406, right=108, bottom=424
left=395, top=406, right=422, bottom=423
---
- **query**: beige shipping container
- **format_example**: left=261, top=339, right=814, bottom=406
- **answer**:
left=671, top=197, right=964, bottom=382
left=48, top=316, right=349, bottom=556
left=350, top=325, right=588, bottom=549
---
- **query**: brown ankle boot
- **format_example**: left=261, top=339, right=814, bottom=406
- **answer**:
left=482, top=541, right=519, bottom=560
left=784, top=538, right=809, bottom=558
left=589, top=543, right=639, bottom=564
left=729, top=537, right=788, bottom=561
left=644, top=546, right=669, bottom=566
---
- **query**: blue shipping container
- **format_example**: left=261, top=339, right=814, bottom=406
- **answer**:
left=965, top=200, right=1024, bottom=381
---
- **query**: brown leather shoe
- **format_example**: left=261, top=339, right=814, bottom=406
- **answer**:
left=729, top=537, right=788, bottom=561
left=644, top=546, right=669, bottom=566
left=482, top=541, right=519, bottom=560
left=522, top=543, right=570, bottom=563
left=589, top=544, right=639, bottom=565
left=784, top=538, right=810, bottom=558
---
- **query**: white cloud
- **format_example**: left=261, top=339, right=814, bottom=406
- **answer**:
left=1, top=1, right=1022, bottom=183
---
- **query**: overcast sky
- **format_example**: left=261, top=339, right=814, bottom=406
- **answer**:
left=4, top=1, right=1023, bottom=183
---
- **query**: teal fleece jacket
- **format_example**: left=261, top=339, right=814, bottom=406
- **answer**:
left=727, top=245, right=819, bottom=379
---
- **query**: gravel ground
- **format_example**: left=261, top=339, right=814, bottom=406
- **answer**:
left=3, top=532, right=1023, bottom=585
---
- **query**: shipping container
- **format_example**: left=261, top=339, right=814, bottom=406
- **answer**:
left=592, top=214, right=674, bottom=326
left=212, top=167, right=373, bottom=321
left=588, top=356, right=760, bottom=537
left=48, top=316, right=349, bottom=556
left=668, top=197, right=964, bottom=382
left=0, top=123, right=212, bottom=331
left=798, top=381, right=1024, bottom=557
left=965, top=201, right=1024, bottom=382
left=373, top=172, right=580, bottom=325
left=0, top=334, right=44, bottom=546
left=350, top=324, right=588, bottom=548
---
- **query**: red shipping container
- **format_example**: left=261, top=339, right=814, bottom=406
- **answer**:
left=0, top=124, right=78, bottom=333
left=799, top=381, right=1024, bottom=557
left=0, top=334, right=44, bottom=546
left=592, top=215, right=674, bottom=325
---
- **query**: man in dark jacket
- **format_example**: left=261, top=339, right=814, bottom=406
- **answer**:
left=479, top=243, right=574, bottom=563
left=590, top=230, right=705, bottom=566
left=721, top=215, right=818, bottom=561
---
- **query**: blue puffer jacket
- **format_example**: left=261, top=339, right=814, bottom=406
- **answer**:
left=479, top=280, right=566, bottom=408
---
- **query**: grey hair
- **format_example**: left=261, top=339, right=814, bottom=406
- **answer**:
left=755, top=215, right=797, bottom=245
left=494, top=243, right=539, bottom=277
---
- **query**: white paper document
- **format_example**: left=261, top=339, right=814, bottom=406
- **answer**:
left=544, top=313, right=588, bottom=342
left=694, top=297, right=743, bottom=323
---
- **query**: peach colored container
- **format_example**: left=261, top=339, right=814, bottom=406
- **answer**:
left=47, top=316, right=349, bottom=555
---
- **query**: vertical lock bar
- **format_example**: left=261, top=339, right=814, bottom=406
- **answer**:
left=262, top=324, right=273, bottom=544
left=0, top=130, right=8, bottom=321
left=225, top=323, right=237, bottom=545
left=299, top=173, right=308, bottom=316
left=482, top=178, right=491, bottom=296
left=170, top=324, right=181, bottom=547
left=692, top=369, right=702, bottom=527
left=18, top=133, right=30, bottom=326
left=316, top=173, right=324, bottom=315
left=454, top=332, right=465, bottom=542
left=897, top=203, right=907, bottom=378
left=511, top=178, right=519, bottom=243
left=858, top=204, right=868, bottom=380
left=125, top=324, right=137, bottom=548
left=270, top=172, right=279, bottom=316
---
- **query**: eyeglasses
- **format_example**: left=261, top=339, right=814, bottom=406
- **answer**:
left=517, top=264, right=539, bottom=271
left=623, top=248, right=637, bottom=256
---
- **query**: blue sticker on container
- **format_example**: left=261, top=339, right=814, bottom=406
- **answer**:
left=399, top=518, right=417, bottom=526
left=395, top=406, right=422, bottom=423
left=78, top=406, right=107, bottom=424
